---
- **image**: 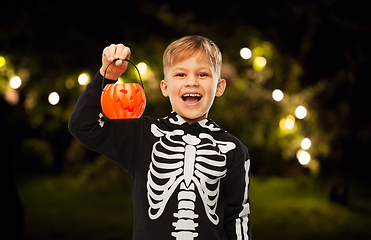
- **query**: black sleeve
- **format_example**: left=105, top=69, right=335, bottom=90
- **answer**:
left=223, top=146, right=251, bottom=240
left=68, top=71, right=140, bottom=173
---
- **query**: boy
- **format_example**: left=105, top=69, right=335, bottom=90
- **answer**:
left=69, top=35, right=251, bottom=240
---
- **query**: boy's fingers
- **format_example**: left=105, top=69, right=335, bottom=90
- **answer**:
left=102, top=45, right=114, bottom=62
left=103, top=44, right=131, bottom=62
left=114, top=45, right=131, bottom=68
left=115, top=44, right=131, bottom=61
left=108, top=44, right=118, bottom=61
left=114, top=44, right=125, bottom=59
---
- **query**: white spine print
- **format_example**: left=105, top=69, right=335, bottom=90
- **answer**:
left=148, top=124, right=236, bottom=239
left=172, top=182, right=199, bottom=239
left=172, top=134, right=200, bottom=239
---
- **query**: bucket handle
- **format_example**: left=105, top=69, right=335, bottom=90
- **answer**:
left=101, top=58, right=144, bottom=90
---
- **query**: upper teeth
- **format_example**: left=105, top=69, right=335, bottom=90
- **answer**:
left=183, top=93, right=201, bottom=97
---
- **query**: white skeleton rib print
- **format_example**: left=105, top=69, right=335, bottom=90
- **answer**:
left=147, top=123, right=236, bottom=239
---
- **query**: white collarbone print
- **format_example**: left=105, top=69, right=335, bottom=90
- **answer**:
left=147, top=123, right=236, bottom=239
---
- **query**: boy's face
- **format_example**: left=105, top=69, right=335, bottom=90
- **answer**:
left=161, top=52, right=226, bottom=124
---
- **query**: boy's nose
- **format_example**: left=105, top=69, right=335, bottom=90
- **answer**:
left=184, top=75, right=199, bottom=87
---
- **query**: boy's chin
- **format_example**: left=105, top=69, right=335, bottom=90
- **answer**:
left=178, top=113, right=208, bottom=125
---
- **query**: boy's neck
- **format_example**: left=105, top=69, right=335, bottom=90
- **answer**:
left=170, top=112, right=207, bottom=125
left=178, top=113, right=207, bottom=125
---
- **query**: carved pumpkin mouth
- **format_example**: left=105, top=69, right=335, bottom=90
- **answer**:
left=181, top=93, right=202, bottom=104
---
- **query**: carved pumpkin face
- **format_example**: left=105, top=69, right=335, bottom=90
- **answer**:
left=101, top=83, right=146, bottom=119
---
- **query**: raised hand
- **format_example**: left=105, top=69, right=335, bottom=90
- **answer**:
left=99, top=43, right=131, bottom=80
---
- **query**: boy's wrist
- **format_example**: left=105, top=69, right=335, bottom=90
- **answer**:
left=87, top=70, right=117, bottom=97
left=99, top=67, right=120, bottom=81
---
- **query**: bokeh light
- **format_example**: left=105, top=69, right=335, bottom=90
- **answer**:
left=10, top=76, right=22, bottom=89
left=253, top=57, right=267, bottom=71
left=137, top=62, right=148, bottom=75
left=272, top=89, right=284, bottom=101
left=279, top=119, right=286, bottom=129
left=65, top=78, right=75, bottom=89
left=5, top=89, right=19, bottom=105
left=295, top=106, right=307, bottom=119
left=297, top=149, right=311, bottom=165
left=240, top=47, right=252, bottom=59
left=48, top=92, right=60, bottom=105
left=78, top=73, right=90, bottom=85
left=301, top=138, right=311, bottom=150
left=255, top=57, right=267, bottom=67
left=0, top=56, right=5, bottom=68
left=285, top=115, right=295, bottom=129
left=279, top=115, right=296, bottom=130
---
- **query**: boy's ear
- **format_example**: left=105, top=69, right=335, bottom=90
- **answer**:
left=215, top=79, right=226, bottom=97
left=160, top=80, right=169, bottom=97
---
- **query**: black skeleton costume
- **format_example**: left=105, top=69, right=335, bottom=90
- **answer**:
left=69, top=71, right=251, bottom=240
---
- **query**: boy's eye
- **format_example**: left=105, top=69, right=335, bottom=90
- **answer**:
left=199, top=73, right=209, bottom=77
left=176, top=73, right=185, bottom=77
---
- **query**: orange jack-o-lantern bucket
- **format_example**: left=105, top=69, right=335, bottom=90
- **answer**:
left=100, top=59, right=146, bottom=119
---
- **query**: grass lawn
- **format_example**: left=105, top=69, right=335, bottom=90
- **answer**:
left=17, top=175, right=371, bottom=240
left=17, top=176, right=133, bottom=240
left=250, top=177, right=371, bottom=240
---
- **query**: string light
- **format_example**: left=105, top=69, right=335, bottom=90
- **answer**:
left=301, top=138, right=311, bottom=150
left=10, top=76, right=22, bottom=89
left=78, top=73, right=90, bottom=85
left=295, top=106, right=307, bottom=119
left=272, top=89, right=284, bottom=101
left=48, top=92, right=60, bottom=105
left=240, top=47, right=252, bottom=59
left=297, top=149, right=311, bottom=165
left=238, top=45, right=314, bottom=167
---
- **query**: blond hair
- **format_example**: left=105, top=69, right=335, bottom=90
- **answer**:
left=163, top=35, right=222, bottom=78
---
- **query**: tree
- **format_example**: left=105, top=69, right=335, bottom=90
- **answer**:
left=1, top=0, right=370, bottom=181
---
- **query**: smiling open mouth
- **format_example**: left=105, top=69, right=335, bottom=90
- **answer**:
left=182, top=93, right=202, bottom=104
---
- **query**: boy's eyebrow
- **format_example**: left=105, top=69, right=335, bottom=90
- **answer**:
left=171, top=66, right=213, bottom=72
left=171, top=67, right=187, bottom=72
